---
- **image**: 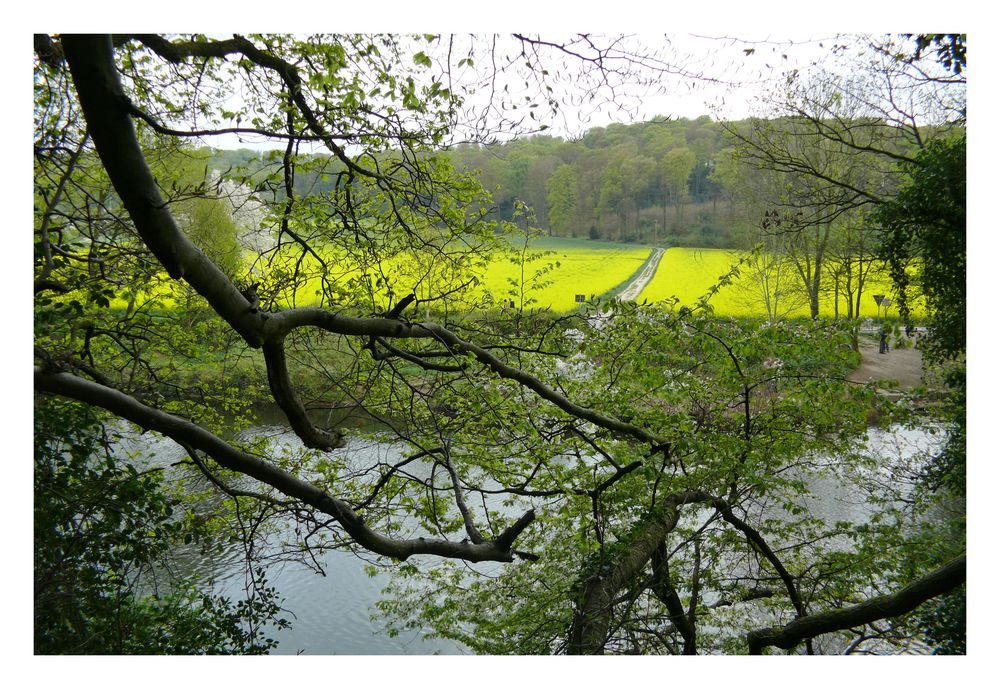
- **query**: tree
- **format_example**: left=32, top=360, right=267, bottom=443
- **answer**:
left=732, top=115, right=881, bottom=320
left=721, top=34, right=967, bottom=653
left=597, top=156, right=627, bottom=239
left=178, top=197, right=242, bottom=275
left=620, top=153, right=656, bottom=240
left=546, top=163, right=578, bottom=236
left=377, top=307, right=962, bottom=655
left=724, top=35, right=965, bottom=321
left=34, top=33, right=965, bottom=656
left=871, top=132, right=966, bottom=514
left=658, top=146, right=696, bottom=231
left=708, top=146, right=742, bottom=219
left=873, top=134, right=965, bottom=361
left=868, top=39, right=967, bottom=653
left=734, top=239, right=810, bottom=321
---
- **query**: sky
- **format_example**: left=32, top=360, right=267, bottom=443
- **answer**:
left=205, top=31, right=844, bottom=151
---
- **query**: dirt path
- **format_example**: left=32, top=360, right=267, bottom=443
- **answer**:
left=848, top=337, right=924, bottom=389
left=618, top=247, right=665, bottom=301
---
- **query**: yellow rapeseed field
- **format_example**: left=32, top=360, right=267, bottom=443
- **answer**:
left=637, top=248, right=925, bottom=319
left=108, top=236, right=653, bottom=314
left=474, top=237, right=652, bottom=312
left=107, top=241, right=922, bottom=321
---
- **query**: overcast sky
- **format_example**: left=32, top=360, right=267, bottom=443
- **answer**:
left=205, top=31, right=843, bottom=151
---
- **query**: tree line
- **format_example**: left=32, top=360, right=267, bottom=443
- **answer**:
left=210, top=116, right=735, bottom=247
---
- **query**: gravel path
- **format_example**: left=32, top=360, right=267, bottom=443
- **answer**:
left=618, top=247, right=664, bottom=301
left=849, top=337, right=924, bottom=389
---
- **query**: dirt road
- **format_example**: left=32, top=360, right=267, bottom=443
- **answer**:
left=848, top=337, right=924, bottom=389
left=618, top=247, right=664, bottom=301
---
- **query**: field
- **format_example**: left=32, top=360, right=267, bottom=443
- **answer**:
left=108, top=235, right=654, bottom=315
left=637, top=249, right=745, bottom=311
left=105, top=237, right=923, bottom=321
left=286, top=235, right=653, bottom=313
left=473, top=236, right=653, bottom=312
left=637, top=248, right=925, bottom=319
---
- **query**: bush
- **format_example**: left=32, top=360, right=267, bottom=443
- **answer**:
left=33, top=397, right=287, bottom=654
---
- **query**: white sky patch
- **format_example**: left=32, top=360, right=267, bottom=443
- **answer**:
left=205, top=32, right=841, bottom=152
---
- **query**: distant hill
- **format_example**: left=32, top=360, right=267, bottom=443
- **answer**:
left=204, top=116, right=755, bottom=249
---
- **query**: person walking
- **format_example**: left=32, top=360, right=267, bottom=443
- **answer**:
left=879, top=325, right=889, bottom=354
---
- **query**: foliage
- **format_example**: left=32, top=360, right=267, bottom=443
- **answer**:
left=721, top=33, right=964, bottom=322
left=917, top=586, right=966, bottom=654
left=374, top=309, right=961, bottom=653
left=178, top=196, right=242, bottom=276
left=906, top=34, right=966, bottom=76
left=436, top=118, right=728, bottom=244
left=237, top=114, right=735, bottom=246
left=871, top=38, right=966, bottom=654
left=546, top=163, right=578, bottom=236
left=870, top=133, right=966, bottom=648
left=33, top=397, right=288, bottom=654
left=872, top=134, right=966, bottom=362
left=33, top=33, right=966, bottom=657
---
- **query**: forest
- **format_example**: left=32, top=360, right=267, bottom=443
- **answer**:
left=32, top=32, right=966, bottom=662
left=211, top=114, right=736, bottom=247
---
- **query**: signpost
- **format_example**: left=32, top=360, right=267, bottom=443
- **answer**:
left=873, top=294, right=892, bottom=320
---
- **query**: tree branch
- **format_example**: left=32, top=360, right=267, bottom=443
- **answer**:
left=127, top=34, right=382, bottom=182
left=60, top=34, right=664, bottom=457
left=440, top=446, right=486, bottom=544
left=649, top=543, right=697, bottom=654
left=61, top=35, right=266, bottom=346
left=261, top=339, right=344, bottom=450
left=568, top=489, right=806, bottom=654
left=747, top=555, right=966, bottom=654
left=35, top=368, right=535, bottom=564
left=568, top=489, right=709, bottom=654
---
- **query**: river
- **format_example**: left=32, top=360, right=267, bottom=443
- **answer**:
left=111, top=421, right=468, bottom=655
left=110, top=418, right=947, bottom=655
